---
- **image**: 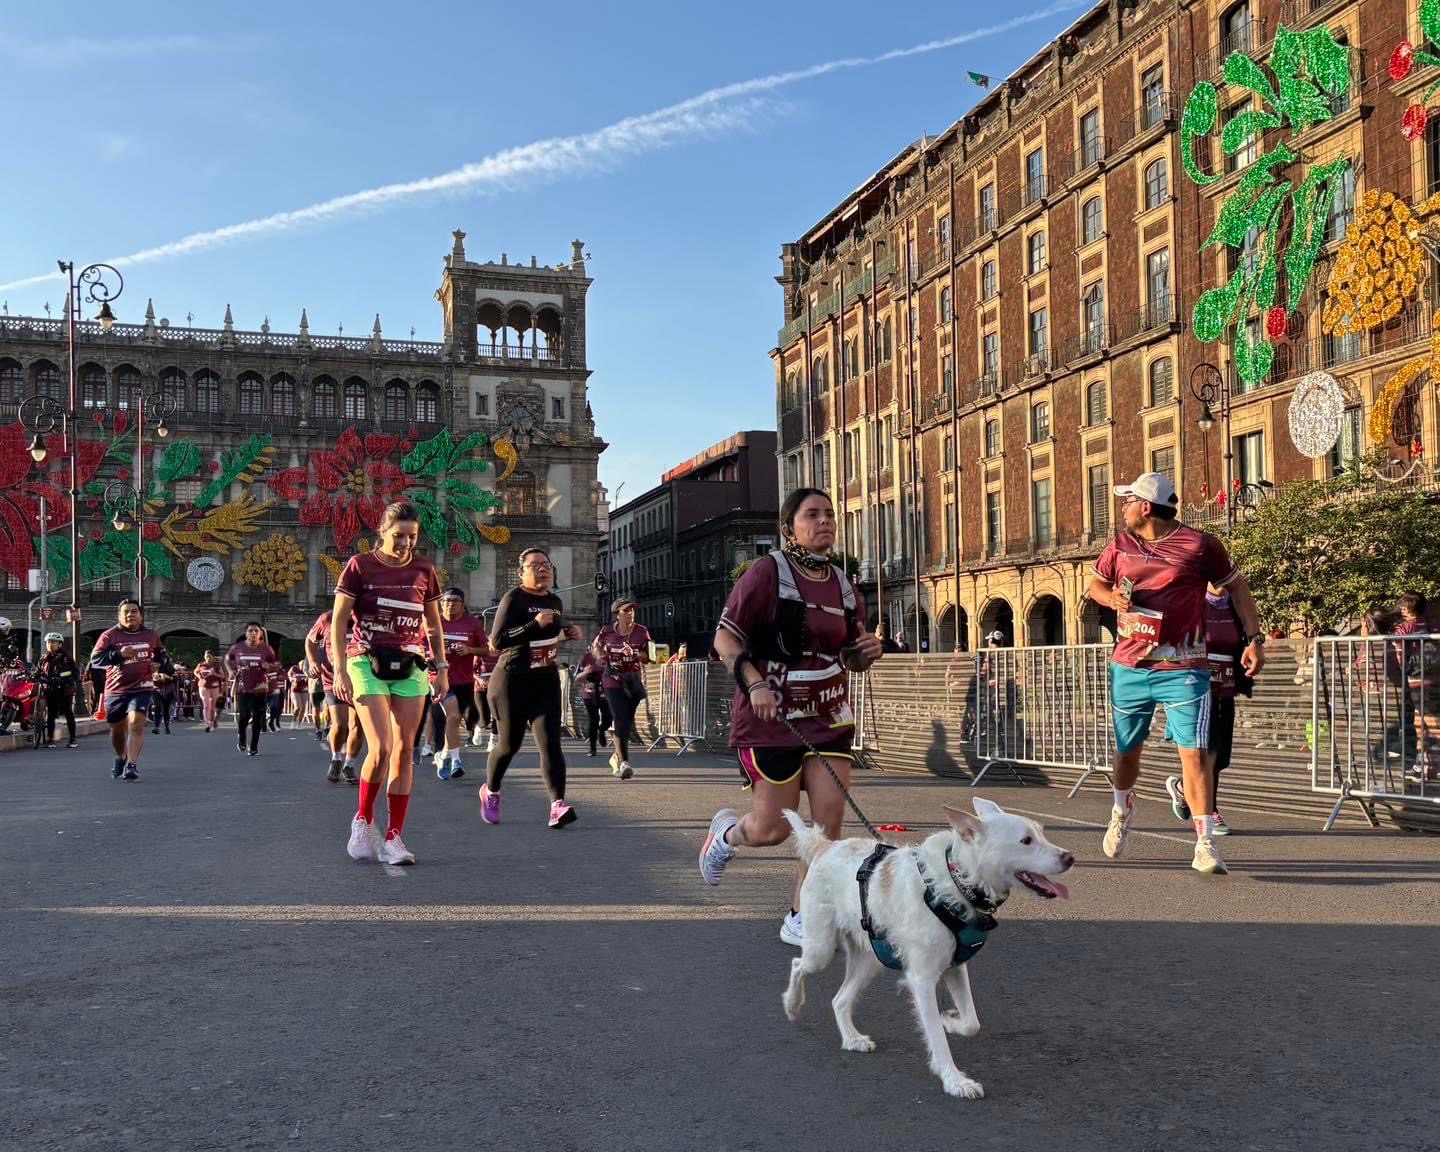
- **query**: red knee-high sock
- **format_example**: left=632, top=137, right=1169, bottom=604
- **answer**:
left=385, top=792, right=410, bottom=841
left=357, top=778, right=380, bottom=823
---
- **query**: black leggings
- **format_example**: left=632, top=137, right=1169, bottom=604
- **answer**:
left=584, top=695, right=611, bottom=754
left=412, top=694, right=445, bottom=748
left=149, top=693, right=173, bottom=732
left=477, top=686, right=495, bottom=732
left=604, top=685, right=642, bottom=763
left=237, top=694, right=266, bottom=752
left=266, top=693, right=284, bottom=728
left=44, top=689, right=75, bottom=743
left=486, top=669, right=565, bottom=800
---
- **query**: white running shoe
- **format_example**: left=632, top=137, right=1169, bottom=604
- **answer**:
left=347, top=816, right=379, bottom=862
left=470, top=727, right=485, bottom=747
left=1191, top=836, right=1228, bottom=875
left=618, top=760, right=634, bottom=780
left=609, top=751, right=621, bottom=774
left=780, top=910, right=803, bottom=947
left=485, top=732, right=496, bottom=753
left=418, top=742, right=434, bottom=759
left=1102, top=803, right=1133, bottom=859
left=380, top=833, right=416, bottom=866
left=699, top=808, right=738, bottom=886
left=434, top=749, right=450, bottom=779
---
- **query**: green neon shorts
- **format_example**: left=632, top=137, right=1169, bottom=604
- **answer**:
left=345, top=655, right=430, bottom=699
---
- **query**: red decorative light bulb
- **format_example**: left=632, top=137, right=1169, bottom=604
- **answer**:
left=1391, top=40, right=1416, bottom=82
left=1265, top=306, right=1287, bottom=339
left=1403, top=104, right=1429, bottom=141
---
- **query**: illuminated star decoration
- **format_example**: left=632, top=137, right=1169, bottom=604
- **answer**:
left=1182, top=24, right=1353, bottom=385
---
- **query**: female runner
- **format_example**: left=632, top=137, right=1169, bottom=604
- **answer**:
left=698, top=487, right=883, bottom=947
left=593, top=598, right=651, bottom=780
left=477, top=547, right=583, bottom=828
left=332, top=501, right=446, bottom=865
left=196, top=650, right=227, bottom=732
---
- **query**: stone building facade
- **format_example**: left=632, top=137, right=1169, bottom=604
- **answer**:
left=0, top=231, right=606, bottom=659
left=773, top=0, right=1429, bottom=650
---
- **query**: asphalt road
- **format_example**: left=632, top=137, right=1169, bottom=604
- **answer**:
left=4, top=719, right=1439, bottom=1152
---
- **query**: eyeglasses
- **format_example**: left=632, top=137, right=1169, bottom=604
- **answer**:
left=522, top=562, right=552, bottom=571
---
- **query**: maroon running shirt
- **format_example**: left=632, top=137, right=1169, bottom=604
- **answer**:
left=307, top=611, right=335, bottom=689
left=1093, top=525, right=1238, bottom=669
left=196, top=660, right=226, bottom=690
left=440, top=613, right=489, bottom=684
left=718, top=555, right=863, bottom=750
left=1204, top=593, right=1243, bottom=699
left=594, top=623, right=652, bottom=690
left=227, top=642, right=278, bottom=695
left=575, top=651, right=602, bottom=703
left=90, top=626, right=167, bottom=696
left=335, top=550, right=442, bottom=658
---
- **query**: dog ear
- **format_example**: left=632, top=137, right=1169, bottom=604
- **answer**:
left=971, top=796, right=1003, bottom=820
left=943, top=804, right=983, bottom=841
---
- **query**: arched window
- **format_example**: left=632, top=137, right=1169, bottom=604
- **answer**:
left=1030, top=401, right=1051, bottom=443
left=0, top=359, right=21, bottom=406
left=237, top=372, right=264, bottom=416
left=504, top=470, right=537, bottom=516
left=343, top=377, right=368, bottom=421
left=80, top=364, right=107, bottom=410
left=159, top=368, right=185, bottom=408
left=939, top=286, right=953, bottom=323
left=811, top=355, right=828, bottom=397
left=384, top=380, right=408, bottom=422
left=312, top=375, right=337, bottom=419
left=984, top=418, right=1001, bottom=458
left=784, top=371, right=799, bottom=409
left=1144, top=158, right=1169, bottom=210
left=416, top=381, right=440, bottom=424
left=115, top=366, right=142, bottom=411
left=1082, top=197, right=1104, bottom=245
left=32, top=360, right=61, bottom=400
left=194, top=370, right=221, bottom=413
left=1149, top=358, right=1174, bottom=406
left=271, top=373, right=295, bottom=417
left=1086, top=380, right=1109, bottom=426
left=882, top=318, right=894, bottom=362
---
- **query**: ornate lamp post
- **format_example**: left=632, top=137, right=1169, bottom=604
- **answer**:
left=1190, top=362, right=1233, bottom=525
left=19, top=261, right=124, bottom=660
left=102, top=482, right=146, bottom=606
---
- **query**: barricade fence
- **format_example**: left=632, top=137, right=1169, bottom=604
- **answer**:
left=1310, top=635, right=1440, bottom=829
left=556, top=645, right=1433, bottom=830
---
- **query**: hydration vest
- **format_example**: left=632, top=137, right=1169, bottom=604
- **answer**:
left=751, top=550, right=859, bottom=664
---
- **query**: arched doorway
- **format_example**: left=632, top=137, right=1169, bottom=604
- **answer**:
left=937, top=605, right=970, bottom=652
left=978, top=598, right=1014, bottom=646
left=1079, top=598, right=1116, bottom=644
left=162, top=628, right=221, bottom=669
left=1026, top=595, right=1066, bottom=646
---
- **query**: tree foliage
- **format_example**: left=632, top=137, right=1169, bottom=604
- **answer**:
left=1225, top=471, right=1440, bottom=634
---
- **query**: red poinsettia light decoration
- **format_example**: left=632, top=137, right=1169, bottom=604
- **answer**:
left=1392, top=40, right=1417, bottom=82
left=0, top=422, right=106, bottom=580
left=1265, top=306, right=1288, bottom=340
left=1403, top=104, right=1430, bottom=141
left=267, top=426, right=407, bottom=551
left=1393, top=4, right=1440, bottom=139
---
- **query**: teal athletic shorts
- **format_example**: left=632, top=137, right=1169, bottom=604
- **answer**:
left=345, top=655, right=430, bottom=699
left=1110, top=663, right=1211, bottom=753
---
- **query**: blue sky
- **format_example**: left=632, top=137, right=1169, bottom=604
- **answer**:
left=0, top=0, right=1086, bottom=505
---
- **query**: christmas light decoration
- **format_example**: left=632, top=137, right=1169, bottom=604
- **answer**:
left=1288, top=371, right=1346, bottom=457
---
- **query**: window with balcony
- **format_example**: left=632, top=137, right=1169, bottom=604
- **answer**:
left=1028, top=230, right=1047, bottom=275
left=1327, top=406, right=1363, bottom=476
left=80, top=364, right=106, bottom=410
left=1330, top=37, right=1352, bottom=114
left=1082, top=282, right=1106, bottom=351
left=979, top=183, right=997, bottom=231
left=1025, top=147, right=1046, bottom=203
left=115, top=366, right=141, bottom=411
left=383, top=381, right=407, bottom=422
left=810, top=355, right=828, bottom=398
left=1224, top=97, right=1258, bottom=172
left=0, top=359, right=21, bottom=407
left=938, top=215, right=951, bottom=254
left=940, top=286, right=953, bottom=324
left=1141, top=63, right=1167, bottom=128
left=1086, top=379, right=1109, bottom=426
left=1147, top=249, right=1171, bottom=315
left=1030, top=401, right=1051, bottom=443
left=1032, top=478, right=1054, bottom=548
left=238, top=372, right=264, bottom=416
left=416, top=382, right=440, bottom=424
left=1029, top=308, right=1048, bottom=360
left=985, top=490, right=1003, bottom=555
left=1150, top=445, right=1176, bottom=482
left=981, top=260, right=997, bottom=301
left=1229, top=225, right=1261, bottom=278
left=1323, top=322, right=1363, bottom=367
left=195, top=370, right=221, bottom=414
left=271, top=373, right=296, bottom=418
left=1328, top=163, right=1356, bottom=244
left=942, top=353, right=954, bottom=394
left=343, top=378, right=368, bottom=421
left=1234, top=429, right=1266, bottom=485
left=882, top=317, right=894, bottom=361
left=1149, top=357, right=1174, bottom=406
left=982, top=332, right=999, bottom=381
left=31, top=361, right=60, bottom=400
left=1088, top=463, right=1111, bottom=537
left=1080, top=109, right=1102, bottom=167
left=1221, top=2, right=1252, bottom=55
left=1144, top=158, right=1169, bottom=210
left=984, top=418, right=1001, bottom=458
left=1082, top=197, right=1104, bottom=245
left=159, top=368, right=185, bottom=409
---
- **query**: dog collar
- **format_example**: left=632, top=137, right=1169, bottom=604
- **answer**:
left=945, top=846, right=1005, bottom=915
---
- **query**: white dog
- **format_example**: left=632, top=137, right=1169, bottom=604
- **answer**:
left=781, top=797, right=1073, bottom=1099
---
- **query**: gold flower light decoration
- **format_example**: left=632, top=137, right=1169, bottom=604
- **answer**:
left=1322, top=190, right=1440, bottom=335
left=234, top=532, right=308, bottom=594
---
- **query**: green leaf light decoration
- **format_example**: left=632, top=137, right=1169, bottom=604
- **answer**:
left=1183, top=24, right=1354, bottom=385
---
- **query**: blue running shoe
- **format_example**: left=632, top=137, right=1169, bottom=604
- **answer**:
left=435, top=751, right=453, bottom=781
left=111, top=757, right=125, bottom=779
left=122, top=763, right=139, bottom=781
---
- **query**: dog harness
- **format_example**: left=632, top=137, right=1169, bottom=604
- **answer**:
left=855, top=844, right=1002, bottom=972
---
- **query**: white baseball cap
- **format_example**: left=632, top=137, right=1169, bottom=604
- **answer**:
left=1113, top=472, right=1178, bottom=509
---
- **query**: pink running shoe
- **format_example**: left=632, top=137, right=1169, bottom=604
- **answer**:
left=549, top=799, right=577, bottom=829
left=478, top=783, right=502, bottom=824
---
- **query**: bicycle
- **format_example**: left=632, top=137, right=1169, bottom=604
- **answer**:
left=29, top=690, right=49, bottom=749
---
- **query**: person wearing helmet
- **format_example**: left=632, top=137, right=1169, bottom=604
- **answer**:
left=35, top=632, right=79, bottom=748
left=0, top=617, right=19, bottom=670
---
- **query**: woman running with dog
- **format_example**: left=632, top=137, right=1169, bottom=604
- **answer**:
left=699, top=487, right=884, bottom=946
left=333, top=500, right=446, bottom=865
left=593, top=598, right=651, bottom=779
left=478, top=547, right=583, bottom=829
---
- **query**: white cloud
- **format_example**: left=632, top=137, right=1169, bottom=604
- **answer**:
left=0, top=32, right=215, bottom=64
left=0, top=2, right=1085, bottom=293
left=99, top=134, right=136, bottom=159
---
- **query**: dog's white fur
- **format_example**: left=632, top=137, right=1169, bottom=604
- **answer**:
left=781, top=797, right=1073, bottom=1099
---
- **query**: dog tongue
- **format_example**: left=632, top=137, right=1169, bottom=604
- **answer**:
left=1047, top=878, right=1070, bottom=900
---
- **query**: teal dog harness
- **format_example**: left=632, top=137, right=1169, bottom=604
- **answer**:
left=855, top=844, right=1001, bottom=972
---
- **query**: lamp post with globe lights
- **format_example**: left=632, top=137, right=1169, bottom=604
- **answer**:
left=102, top=481, right=146, bottom=607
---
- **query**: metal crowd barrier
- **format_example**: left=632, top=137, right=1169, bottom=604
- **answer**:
left=1311, top=635, right=1440, bottom=830
left=965, top=644, right=1115, bottom=791
left=646, top=660, right=719, bottom=756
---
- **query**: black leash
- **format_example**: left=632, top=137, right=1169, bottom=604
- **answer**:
left=777, top=712, right=886, bottom=843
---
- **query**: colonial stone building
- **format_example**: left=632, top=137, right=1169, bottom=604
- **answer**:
left=774, top=0, right=1431, bottom=649
left=0, top=231, right=606, bottom=660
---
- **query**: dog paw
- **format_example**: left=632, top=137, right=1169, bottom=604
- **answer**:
left=841, top=1033, right=876, bottom=1053
left=782, top=992, right=803, bottom=1023
left=940, top=1070, right=985, bottom=1099
left=941, top=1010, right=981, bottom=1037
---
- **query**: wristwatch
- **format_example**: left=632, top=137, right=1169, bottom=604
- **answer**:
left=1244, top=633, right=1266, bottom=647
left=433, top=661, right=451, bottom=670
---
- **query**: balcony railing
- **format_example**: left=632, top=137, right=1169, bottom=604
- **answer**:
left=1051, top=137, right=1110, bottom=186
left=966, top=372, right=1001, bottom=405
left=475, top=343, right=561, bottom=365
left=1066, top=323, right=1111, bottom=363
left=1196, top=21, right=1262, bottom=85
left=1003, top=349, right=1054, bottom=389
left=926, top=386, right=955, bottom=422
left=1279, top=0, right=1338, bottom=27
left=1021, top=174, right=1048, bottom=209
left=496, top=513, right=554, bottom=532
left=959, top=209, right=1000, bottom=250
left=1112, top=295, right=1178, bottom=344
left=1114, top=91, right=1176, bottom=148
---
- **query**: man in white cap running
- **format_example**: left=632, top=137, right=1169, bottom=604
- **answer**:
left=1087, top=472, right=1265, bottom=875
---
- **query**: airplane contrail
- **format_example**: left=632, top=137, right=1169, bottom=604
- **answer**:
left=0, top=1, right=1084, bottom=294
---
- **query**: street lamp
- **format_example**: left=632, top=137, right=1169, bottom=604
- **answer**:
left=103, top=482, right=145, bottom=605
left=1189, top=362, right=1233, bottom=524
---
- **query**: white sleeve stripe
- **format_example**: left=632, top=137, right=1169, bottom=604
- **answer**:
left=717, top=617, right=748, bottom=644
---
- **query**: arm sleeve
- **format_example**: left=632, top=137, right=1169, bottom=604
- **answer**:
left=718, top=557, right=778, bottom=645
left=89, top=631, right=117, bottom=671
left=1203, top=534, right=1240, bottom=586
left=491, top=591, right=537, bottom=650
left=1092, top=540, right=1119, bottom=583
left=335, top=556, right=363, bottom=600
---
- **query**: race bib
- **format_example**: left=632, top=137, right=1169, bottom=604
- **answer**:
left=1117, top=608, right=1163, bottom=644
left=779, top=662, right=853, bottom=728
left=1208, top=653, right=1236, bottom=689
